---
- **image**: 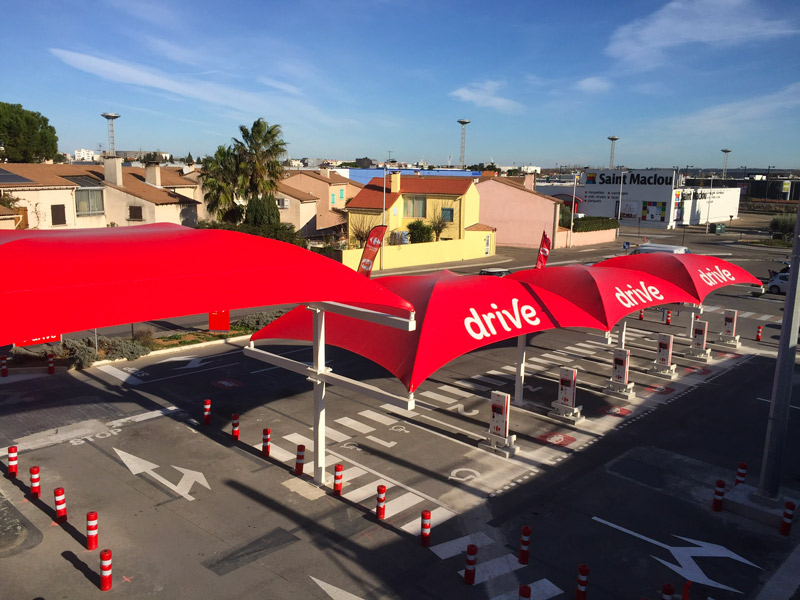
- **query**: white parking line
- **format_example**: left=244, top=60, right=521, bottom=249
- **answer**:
left=384, top=491, right=423, bottom=518
left=473, top=375, right=507, bottom=386
left=420, top=390, right=457, bottom=405
left=342, top=480, right=385, bottom=503
left=438, top=385, right=473, bottom=398
left=757, top=314, right=774, bottom=321
left=359, top=409, right=398, bottom=425
left=335, top=417, right=375, bottom=434
left=323, top=427, right=351, bottom=442
left=366, top=435, right=397, bottom=448
left=739, top=311, right=755, bottom=318
left=459, top=553, right=525, bottom=584
left=454, top=379, right=491, bottom=391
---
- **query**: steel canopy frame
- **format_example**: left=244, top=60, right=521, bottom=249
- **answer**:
left=244, top=301, right=417, bottom=485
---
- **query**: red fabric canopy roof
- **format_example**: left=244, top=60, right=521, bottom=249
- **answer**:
left=252, top=269, right=608, bottom=392
left=592, top=253, right=762, bottom=303
left=0, top=224, right=413, bottom=346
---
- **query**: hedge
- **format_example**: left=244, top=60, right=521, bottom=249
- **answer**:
left=572, top=216, right=619, bottom=232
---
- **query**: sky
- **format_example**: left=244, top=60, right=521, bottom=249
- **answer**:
left=2, top=0, right=799, bottom=169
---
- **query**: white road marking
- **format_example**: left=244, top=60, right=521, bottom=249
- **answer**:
left=342, top=480, right=385, bottom=503
left=473, top=375, right=507, bottom=386
left=97, top=365, right=144, bottom=385
left=429, top=531, right=495, bottom=559
left=359, top=409, right=398, bottom=425
left=334, top=466, right=367, bottom=482
left=264, top=443, right=295, bottom=462
left=106, top=406, right=179, bottom=428
left=757, top=314, right=774, bottom=321
left=739, top=311, right=755, bottom=318
left=541, top=352, right=571, bottom=362
left=490, top=579, right=563, bottom=600
left=323, top=427, right=351, bottom=443
left=379, top=404, right=417, bottom=418
left=564, top=346, right=595, bottom=354
left=454, top=379, right=491, bottom=391
left=420, top=390, right=458, bottom=405
left=335, top=417, right=375, bottom=434
left=438, top=384, right=473, bottom=398
left=311, top=576, right=364, bottom=600
left=704, top=306, right=721, bottom=312
left=459, top=553, right=525, bottom=584
left=383, top=491, right=423, bottom=518
left=399, top=506, right=457, bottom=533
left=283, top=432, right=314, bottom=450
left=366, top=435, right=397, bottom=448
left=756, top=397, right=800, bottom=410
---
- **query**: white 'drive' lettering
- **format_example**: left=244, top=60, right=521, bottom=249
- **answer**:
left=615, top=281, right=665, bottom=309
left=698, top=265, right=735, bottom=286
left=464, top=298, right=540, bottom=340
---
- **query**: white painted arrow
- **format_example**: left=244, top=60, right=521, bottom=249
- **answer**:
left=157, top=355, right=198, bottom=364
left=113, top=448, right=210, bottom=501
left=310, top=576, right=364, bottom=600
left=446, top=403, right=479, bottom=416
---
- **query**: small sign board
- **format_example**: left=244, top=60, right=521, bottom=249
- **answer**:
left=723, top=309, right=737, bottom=337
left=488, top=390, right=510, bottom=438
left=693, top=321, right=708, bottom=350
left=612, top=348, right=630, bottom=384
left=558, top=367, right=578, bottom=408
left=623, top=241, right=630, bottom=250
left=657, top=334, right=673, bottom=366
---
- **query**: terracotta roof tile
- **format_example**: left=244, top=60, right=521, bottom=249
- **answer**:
left=0, top=205, right=15, bottom=216
left=466, top=223, right=496, bottom=232
left=277, top=181, right=317, bottom=202
left=347, top=175, right=474, bottom=210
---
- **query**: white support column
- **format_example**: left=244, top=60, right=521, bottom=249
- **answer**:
left=312, top=307, right=327, bottom=486
left=618, top=320, right=627, bottom=349
left=513, top=334, right=526, bottom=407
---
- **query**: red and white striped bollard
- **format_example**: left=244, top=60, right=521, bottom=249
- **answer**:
left=100, top=549, right=112, bottom=591
left=682, top=581, right=692, bottom=600
left=575, top=564, right=589, bottom=600
left=7, top=445, right=17, bottom=478
left=294, top=445, right=305, bottom=476
left=231, top=414, right=239, bottom=440
left=464, top=544, right=478, bottom=585
left=420, top=510, right=431, bottom=547
left=262, top=428, right=271, bottom=457
left=518, top=584, right=531, bottom=599
left=1, top=355, right=7, bottom=377
left=86, top=511, right=98, bottom=550
left=712, top=479, right=725, bottom=512
left=376, top=485, right=386, bottom=520
left=780, top=501, right=795, bottom=536
left=756, top=325, right=762, bottom=341
left=54, top=487, right=67, bottom=522
left=666, top=310, right=672, bottom=325
left=661, top=582, right=675, bottom=599
left=518, top=525, right=531, bottom=564
left=47, top=353, right=55, bottom=375
left=638, top=309, right=644, bottom=320
left=30, top=466, right=40, bottom=498
left=203, top=399, right=211, bottom=425
left=333, top=463, right=343, bottom=495
left=735, top=462, right=747, bottom=486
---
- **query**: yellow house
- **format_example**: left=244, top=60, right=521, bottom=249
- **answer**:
left=343, top=172, right=495, bottom=271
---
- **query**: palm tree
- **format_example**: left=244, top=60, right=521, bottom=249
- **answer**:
left=234, top=119, right=287, bottom=226
left=201, top=145, right=242, bottom=222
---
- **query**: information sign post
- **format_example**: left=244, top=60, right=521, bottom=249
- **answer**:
left=649, top=333, right=677, bottom=379
left=548, top=367, right=583, bottom=424
left=479, top=391, right=518, bottom=458
left=605, top=348, right=635, bottom=399
left=686, top=320, right=711, bottom=361
left=717, top=309, right=741, bottom=348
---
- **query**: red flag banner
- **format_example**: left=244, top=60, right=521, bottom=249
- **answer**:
left=357, top=225, right=388, bottom=277
left=535, top=231, right=551, bottom=269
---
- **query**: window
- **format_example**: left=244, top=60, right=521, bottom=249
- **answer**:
left=404, top=195, right=426, bottom=218
left=128, top=205, right=143, bottom=221
left=339, top=188, right=344, bottom=199
left=277, top=197, right=289, bottom=209
left=331, top=192, right=335, bottom=205
left=75, top=189, right=104, bottom=216
left=442, top=207, right=454, bottom=222
left=52, top=204, right=66, bottom=226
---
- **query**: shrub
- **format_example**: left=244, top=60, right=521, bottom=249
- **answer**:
left=406, top=219, right=434, bottom=243
left=132, top=328, right=155, bottom=349
left=97, top=336, right=151, bottom=361
left=573, top=217, right=619, bottom=233
left=196, top=220, right=308, bottom=248
left=232, top=310, right=288, bottom=332
left=770, top=214, right=796, bottom=236
left=59, top=339, right=98, bottom=370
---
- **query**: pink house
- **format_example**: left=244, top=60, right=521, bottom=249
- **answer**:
left=477, top=176, right=563, bottom=249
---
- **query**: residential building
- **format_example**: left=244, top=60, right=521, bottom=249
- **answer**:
left=282, top=169, right=364, bottom=237
left=476, top=176, right=562, bottom=249
left=0, top=157, right=206, bottom=230
left=275, top=181, right=318, bottom=238
left=74, top=148, right=100, bottom=162
left=0, top=204, right=18, bottom=230
left=341, top=172, right=495, bottom=271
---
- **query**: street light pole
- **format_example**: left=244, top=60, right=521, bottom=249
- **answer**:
left=381, top=163, right=387, bottom=271
left=616, top=171, right=626, bottom=221
left=569, top=172, right=578, bottom=248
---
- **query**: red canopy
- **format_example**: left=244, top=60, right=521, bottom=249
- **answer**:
left=592, top=253, right=762, bottom=303
left=252, top=270, right=607, bottom=392
left=508, top=264, right=698, bottom=329
left=0, top=224, right=413, bottom=346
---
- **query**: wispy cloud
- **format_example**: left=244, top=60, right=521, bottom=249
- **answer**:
left=575, top=76, right=612, bottom=93
left=257, top=77, right=303, bottom=96
left=655, top=82, right=800, bottom=136
left=450, top=80, right=524, bottom=114
left=107, top=0, right=180, bottom=28
left=142, top=36, right=202, bottom=67
left=50, top=48, right=339, bottom=127
left=607, top=0, right=798, bottom=71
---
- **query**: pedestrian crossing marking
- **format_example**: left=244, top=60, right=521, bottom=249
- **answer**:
left=490, top=578, right=563, bottom=600
left=284, top=432, right=314, bottom=450
left=564, top=346, right=595, bottom=354
left=459, top=553, right=525, bottom=584
left=324, top=426, right=351, bottom=442
left=262, top=443, right=294, bottom=462
left=420, top=390, right=458, bottom=405
left=757, top=314, right=773, bottom=321
left=400, top=506, right=457, bottom=533
left=342, top=480, right=385, bottom=503
left=335, top=416, right=374, bottom=434
left=739, top=311, right=755, bottom=318
left=438, top=384, right=473, bottom=398
left=473, top=375, right=507, bottom=386
left=359, top=409, right=398, bottom=425
left=429, top=531, right=494, bottom=559
left=454, top=379, right=491, bottom=392
left=384, top=491, right=423, bottom=518
left=541, top=352, right=571, bottom=362
left=379, top=404, right=417, bottom=418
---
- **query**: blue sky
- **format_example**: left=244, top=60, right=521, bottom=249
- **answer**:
left=3, top=0, right=798, bottom=169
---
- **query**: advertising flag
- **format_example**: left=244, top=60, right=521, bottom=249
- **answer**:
left=356, top=225, right=388, bottom=278
left=535, top=230, right=551, bottom=269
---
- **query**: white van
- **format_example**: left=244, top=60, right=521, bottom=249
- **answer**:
left=630, top=243, right=691, bottom=255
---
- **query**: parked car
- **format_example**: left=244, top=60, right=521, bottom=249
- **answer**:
left=630, top=243, right=691, bottom=255
left=479, top=267, right=511, bottom=277
left=766, top=272, right=789, bottom=295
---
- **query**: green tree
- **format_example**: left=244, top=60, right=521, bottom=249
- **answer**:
left=0, top=102, right=58, bottom=162
left=202, top=145, right=243, bottom=222
left=406, top=219, right=434, bottom=243
left=233, top=118, right=286, bottom=226
left=186, top=152, right=194, bottom=165
left=427, top=202, right=448, bottom=241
